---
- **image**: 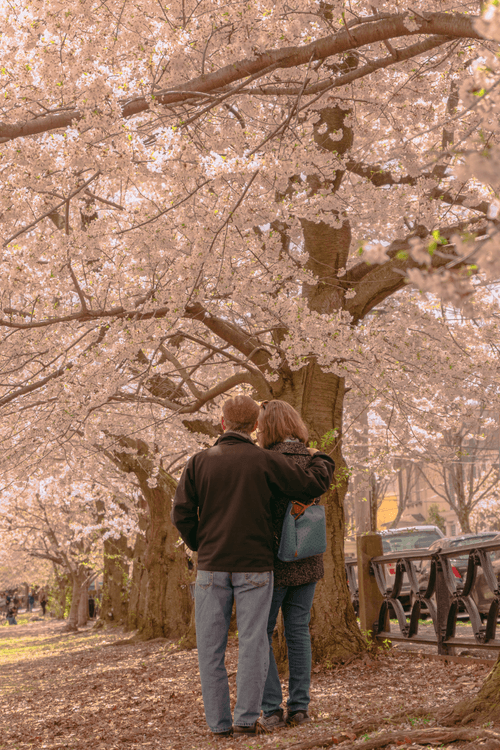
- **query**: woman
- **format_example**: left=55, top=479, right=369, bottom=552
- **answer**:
left=257, top=400, right=325, bottom=730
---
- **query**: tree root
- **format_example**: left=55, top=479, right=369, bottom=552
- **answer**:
left=351, top=707, right=434, bottom=735
left=284, top=732, right=357, bottom=750
left=61, top=623, right=78, bottom=633
left=103, top=638, right=139, bottom=646
left=285, top=727, right=500, bottom=750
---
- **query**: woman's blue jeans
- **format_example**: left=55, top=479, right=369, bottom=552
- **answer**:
left=195, top=570, right=273, bottom=733
left=261, top=581, right=317, bottom=716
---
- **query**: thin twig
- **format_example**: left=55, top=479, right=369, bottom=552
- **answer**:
left=3, top=172, right=100, bottom=247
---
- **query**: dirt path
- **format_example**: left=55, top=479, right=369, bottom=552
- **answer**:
left=0, top=617, right=495, bottom=750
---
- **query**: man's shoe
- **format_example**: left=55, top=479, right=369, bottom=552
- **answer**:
left=212, top=729, right=233, bottom=738
left=233, top=720, right=271, bottom=735
left=260, top=708, right=286, bottom=730
left=286, top=710, right=311, bottom=727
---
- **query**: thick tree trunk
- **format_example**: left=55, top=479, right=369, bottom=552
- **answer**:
left=275, top=365, right=366, bottom=662
left=445, top=653, right=500, bottom=724
left=111, top=439, right=195, bottom=642
left=100, top=535, right=132, bottom=626
left=64, top=570, right=86, bottom=631
left=311, top=481, right=366, bottom=663
left=77, top=579, right=89, bottom=627
left=50, top=567, right=71, bottom=619
left=139, top=470, right=194, bottom=641
left=127, top=528, right=147, bottom=631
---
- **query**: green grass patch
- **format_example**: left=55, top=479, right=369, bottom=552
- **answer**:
left=0, top=622, right=118, bottom=669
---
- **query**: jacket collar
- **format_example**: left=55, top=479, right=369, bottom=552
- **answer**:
left=270, top=440, right=309, bottom=455
left=214, top=431, right=255, bottom=446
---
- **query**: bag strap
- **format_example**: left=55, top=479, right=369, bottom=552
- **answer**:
left=290, top=500, right=315, bottom=518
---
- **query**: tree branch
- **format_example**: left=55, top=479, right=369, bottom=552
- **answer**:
left=345, top=157, right=490, bottom=215
left=0, top=13, right=482, bottom=142
left=111, top=370, right=271, bottom=413
left=0, top=324, right=108, bottom=407
left=183, top=303, right=272, bottom=371
left=345, top=218, right=488, bottom=322
left=250, top=35, right=451, bottom=97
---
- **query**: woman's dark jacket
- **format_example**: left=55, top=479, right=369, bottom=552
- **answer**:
left=270, top=441, right=325, bottom=587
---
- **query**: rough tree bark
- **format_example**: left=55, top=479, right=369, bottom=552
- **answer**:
left=50, top=565, right=71, bottom=619
left=77, top=578, right=89, bottom=628
left=444, top=653, right=500, bottom=724
left=110, top=437, right=195, bottom=642
left=99, top=535, right=133, bottom=626
left=64, top=569, right=87, bottom=632
left=127, top=526, right=148, bottom=632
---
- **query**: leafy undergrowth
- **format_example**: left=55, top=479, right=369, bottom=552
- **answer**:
left=0, top=616, right=496, bottom=750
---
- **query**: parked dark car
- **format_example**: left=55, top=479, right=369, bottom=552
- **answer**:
left=416, top=532, right=500, bottom=615
left=344, top=525, right=444, bottom=613
left=380, top=526, right=445, bottom=610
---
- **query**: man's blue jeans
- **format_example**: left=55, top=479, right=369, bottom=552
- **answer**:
left=195, top=570, right=273, bottom=733
left=261, top=581, right=317, bottom=716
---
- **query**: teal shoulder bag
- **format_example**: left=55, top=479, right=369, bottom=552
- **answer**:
left=277, top=500, right=327, bottom=562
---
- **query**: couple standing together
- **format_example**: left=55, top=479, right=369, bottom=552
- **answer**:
left=172, top=395, right=335, bottom=737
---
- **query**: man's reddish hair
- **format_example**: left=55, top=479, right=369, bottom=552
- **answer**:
left=222, top=395, right=260, bottom=433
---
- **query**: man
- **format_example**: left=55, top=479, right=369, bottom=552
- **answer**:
left=171, top=395, right=335, bottom=737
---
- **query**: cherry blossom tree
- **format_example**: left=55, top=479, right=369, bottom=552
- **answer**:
left=0, top=465, right=137, bottom=629
left=0, top=543, right=51, bottom=597
left=341, top=285, right=500, bottom=531
left=2, top=0, right=500, bottom=660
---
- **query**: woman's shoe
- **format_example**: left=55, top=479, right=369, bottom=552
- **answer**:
left=233, top=720, right=271, bottom=734
left=260, top=708, right=286, bottom=729
left=286, top=710, right=311, bottom=726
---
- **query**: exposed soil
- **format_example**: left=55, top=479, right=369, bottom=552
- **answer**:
left=0, top=615, right=497, bottom=750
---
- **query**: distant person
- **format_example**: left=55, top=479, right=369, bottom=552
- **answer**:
left=88, top=594, right=95, bottom=619
left=172, top=395, right=334, bottom=737
left=6, top=603, right=17, bottom=625
left=28, top=592, right=35, bottom=612
left=39, top=590, right=47, bottom=616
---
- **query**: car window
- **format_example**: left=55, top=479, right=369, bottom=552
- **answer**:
left=449, top=535, right=497, bottom=549
left=382, top=531, right=442, bottom=552
left=448, top=534, right=499, bottom=561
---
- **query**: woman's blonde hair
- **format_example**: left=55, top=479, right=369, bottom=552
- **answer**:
left=257, top=400, right=308, bottom=449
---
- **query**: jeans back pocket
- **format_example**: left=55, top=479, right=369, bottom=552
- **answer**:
left=196, top=571, right=213, bottom=589
left=243, top=571, right=271, bottom=588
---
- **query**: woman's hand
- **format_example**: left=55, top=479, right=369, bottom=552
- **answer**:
left=308, top=447, right=319, bottom=455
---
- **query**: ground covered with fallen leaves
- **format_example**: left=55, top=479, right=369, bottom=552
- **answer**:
left=0, top=614, right=497, bottom=750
